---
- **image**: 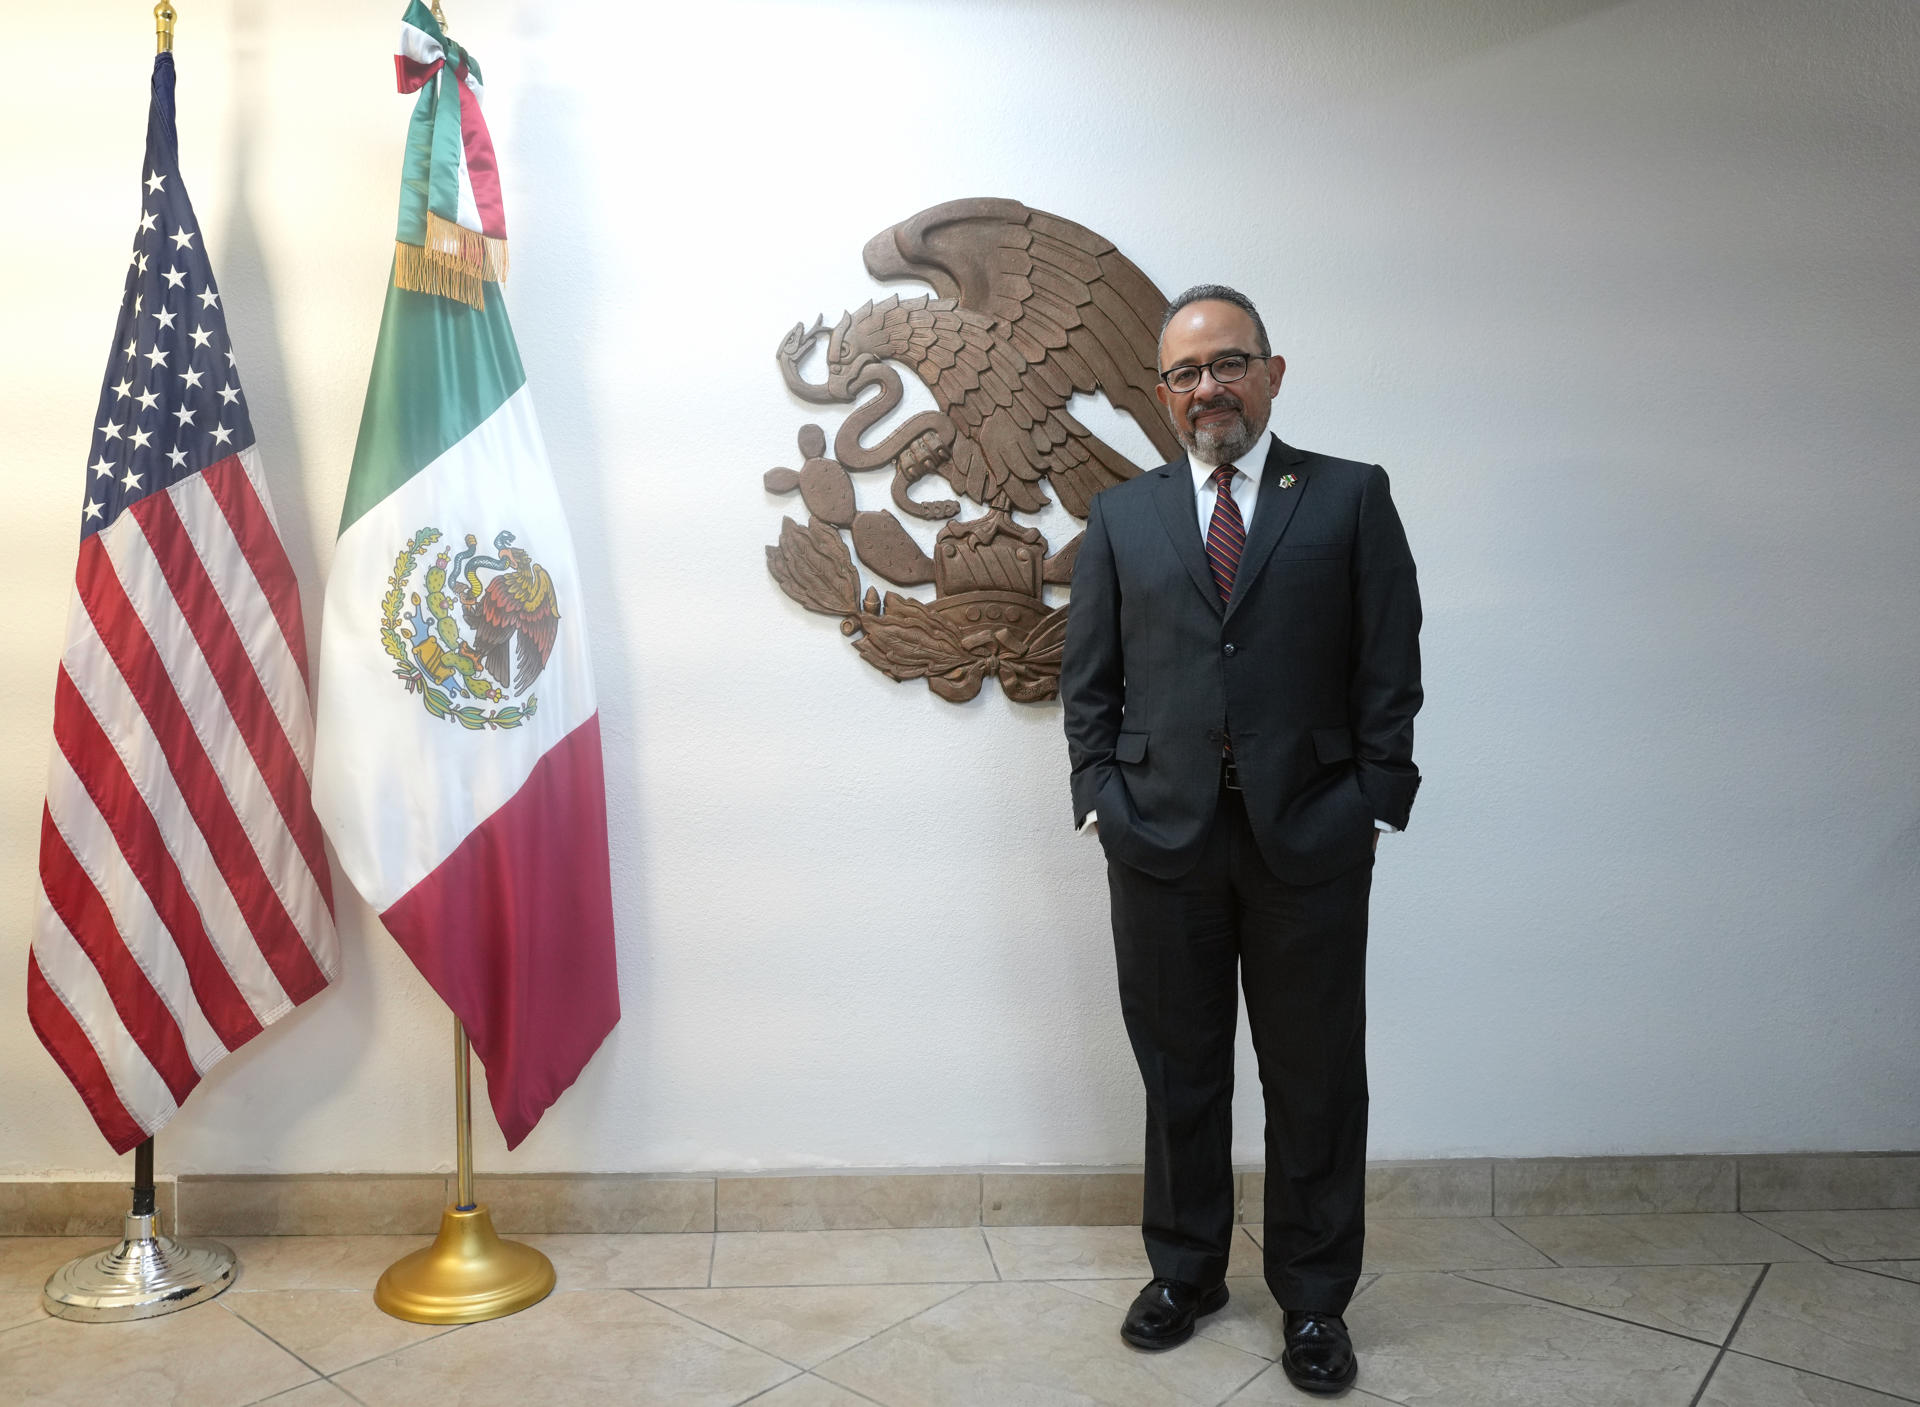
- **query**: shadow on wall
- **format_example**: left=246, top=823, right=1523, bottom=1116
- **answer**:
left=196, top=4, right=371, bottom=1148
left=218, top=9, right=325, bottom=652
left=501, top=15, right=658, bottom=1132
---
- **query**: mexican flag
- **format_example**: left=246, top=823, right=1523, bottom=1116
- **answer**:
left=312, top=2, right=618, bottom=1148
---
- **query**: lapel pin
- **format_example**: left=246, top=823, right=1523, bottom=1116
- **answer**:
left=1277, top=474, right=1297, bottom=490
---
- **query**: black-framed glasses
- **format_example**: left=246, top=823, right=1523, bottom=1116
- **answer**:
left=1158, top=354, right=1264, bottom=395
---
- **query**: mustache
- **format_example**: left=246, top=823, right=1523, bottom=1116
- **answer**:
left=1190, top=392, right=1243, bottom=416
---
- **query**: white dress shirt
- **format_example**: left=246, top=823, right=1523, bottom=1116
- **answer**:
left=1191, top=428, right=1271, bottom=540
left=1079, top=430, right=1396, bottom=835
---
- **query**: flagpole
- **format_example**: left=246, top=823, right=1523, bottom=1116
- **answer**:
left=372, top=1014, right=555, bottom=1323
left=454, top=1019, right=475, bottom=1209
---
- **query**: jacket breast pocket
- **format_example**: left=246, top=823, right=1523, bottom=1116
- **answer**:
left=1115, top=731, right=1148, bottom=765
left=1312, top=727, right=1354, bottom=764
left=1273, top=543, right=1349, bottom=562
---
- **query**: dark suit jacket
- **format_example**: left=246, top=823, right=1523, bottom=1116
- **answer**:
left=1061, top=437, right=1422, bottom=885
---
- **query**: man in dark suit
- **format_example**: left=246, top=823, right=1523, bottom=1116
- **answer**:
left=1061, top=285, right=1421, bottom=1395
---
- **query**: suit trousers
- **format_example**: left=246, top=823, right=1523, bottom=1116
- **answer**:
left=1107, top=783, right=1372, bottom=1314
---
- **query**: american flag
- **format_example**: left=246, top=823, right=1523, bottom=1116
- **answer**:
left=30, top=53, right=339, bottom=1154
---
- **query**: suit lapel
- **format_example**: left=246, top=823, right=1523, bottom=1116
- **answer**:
left=1149, top=460, right=1222, bottom=616
left=1224, top=437, right=1310, bottom=620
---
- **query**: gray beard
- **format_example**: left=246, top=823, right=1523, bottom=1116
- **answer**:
left=1175, top=410, right=1264, bottom=467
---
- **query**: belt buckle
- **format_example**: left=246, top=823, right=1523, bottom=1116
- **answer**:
left=1221, top=756, right=1243, bottom=791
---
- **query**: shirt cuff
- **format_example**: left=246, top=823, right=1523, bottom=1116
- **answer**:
left=1374, top=819, right=1400, bottom=833
left=1078, top=810, right=1099, bottom=835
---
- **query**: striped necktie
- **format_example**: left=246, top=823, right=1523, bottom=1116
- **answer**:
left=1205, top=464, right=1244, bottom=606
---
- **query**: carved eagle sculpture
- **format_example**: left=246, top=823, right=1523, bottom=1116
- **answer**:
left=778, top=199, right=1180, bottom=523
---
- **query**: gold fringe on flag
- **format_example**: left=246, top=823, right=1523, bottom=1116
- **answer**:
left=395, top=240, right=485, bottom=309
left=425, top=208, right=485, bottom=270
left=394, top=210, right=510, bottom=311
left=483, top=235, right=509, bottom=284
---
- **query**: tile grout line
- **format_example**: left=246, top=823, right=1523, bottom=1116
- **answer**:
left=1840, top=1262, right=1920, bottom=1288
left=630, top=1287, right=817, bottom=1383
left=218, top=1295, right=332, bottom=1387
left=680, top=1276, right=1037, bottom=1291
left=728, top=1375, right=823, bottom=1407
left=630, top=1277, right=970, bottom=1384
left=1737, top=1211, right=1836, bottom=1263
left=303, top=1375, right=377, bottom=1407
left=1714, top=1346, right=1920, bottom=1407
left=1209, top=1357, right=1275, bottom=1407
left=980, top=1226, right=1004, bottom=1281
left=0, top=1312, right=47, bottom=1339
left=244, top=1381, right=352, bottom=1407
left=310, top=1312, right=467, bottom=1388
left=1451, top=1265, right=1762, bottom=1349
left=808, top=1281, right=977, bottom=1373
left=1489, top=1214, right=1564, bottom=1266
left=1685, top=1261, right=1770, bottom=1407
left=762, top=1368, right=895, bottom=1407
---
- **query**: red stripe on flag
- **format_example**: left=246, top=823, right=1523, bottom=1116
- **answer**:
left=75, top=537, right=331, bottom=1004
left=39, top=807, right=201, bottom=1107
left=455, top=73, right=507, bottom=239
left=27, top=951, right=150, bottom=1155
left=53, top=667, right=264, bottom=1051
left=202, top=455, right=313, bottom=688
left=395, top=53, right=442, bottom=94
left=381, top=713, right=620, bottom=1149
left=131, top=490, right=335, bottom=911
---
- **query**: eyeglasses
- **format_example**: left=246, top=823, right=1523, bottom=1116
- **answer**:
left=1158, top=353, right=1264, bottom=395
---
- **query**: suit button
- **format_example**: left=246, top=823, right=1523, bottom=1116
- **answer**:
left=1223, top=643, right=1237, bottom=656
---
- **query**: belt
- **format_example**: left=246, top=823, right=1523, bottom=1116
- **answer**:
left=1221, top=754, right=1242, bottom=791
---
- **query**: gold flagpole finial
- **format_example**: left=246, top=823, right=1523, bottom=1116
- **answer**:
left=154, top=2, right=176, bottom=54
left=430, top=0, right=450, bottom=37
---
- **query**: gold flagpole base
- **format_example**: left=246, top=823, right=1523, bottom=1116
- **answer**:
left=372, top=1204, right=554, bottom=1324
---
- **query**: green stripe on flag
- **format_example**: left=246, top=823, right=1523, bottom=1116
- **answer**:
left=339, top=274, right=526, bottom=535
left=396, top=80, right=434, bottom=248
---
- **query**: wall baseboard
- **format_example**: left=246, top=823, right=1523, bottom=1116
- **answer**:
left=2, top=1153, right=1913, bottom=1237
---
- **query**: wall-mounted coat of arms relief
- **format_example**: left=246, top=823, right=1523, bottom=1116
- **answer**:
left=764, top=198, right=1176, bottom=702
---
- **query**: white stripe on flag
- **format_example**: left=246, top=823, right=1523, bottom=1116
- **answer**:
left=454, top=137, right=483, bottom=235
left=168, top=473, right=314, bottom=771
left=398, top=19, right=443, bottom=68
left=98, top=515, right=330, bottom=947
left=44, top=749, right=230, bottom=1075
left=33, top=888, right=178, bottom=1135
left=63, top=577, right=298, bottom=1025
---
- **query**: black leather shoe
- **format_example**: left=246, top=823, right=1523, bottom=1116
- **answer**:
left=1281, top=1310, right=1358, bottom=1394
left=1119, top=1277, right=1230, bottom=1350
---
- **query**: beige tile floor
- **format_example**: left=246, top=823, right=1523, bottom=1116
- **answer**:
left=3, top=1210, right=1918, bottom=1405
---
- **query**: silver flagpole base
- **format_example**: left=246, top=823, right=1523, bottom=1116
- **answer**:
left=42, top=1212, right=236, bottom=1322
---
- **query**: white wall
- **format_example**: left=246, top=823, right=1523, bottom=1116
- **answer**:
left=4, top=0, right=1916, bottom=1178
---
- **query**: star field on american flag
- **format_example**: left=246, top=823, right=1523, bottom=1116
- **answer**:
left=82, top=142, right=253, bottom=537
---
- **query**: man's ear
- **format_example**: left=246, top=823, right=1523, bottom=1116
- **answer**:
left=1154, top=381, right=1172, bottom=415
left=1267, top=354, right=1286, bottom=389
